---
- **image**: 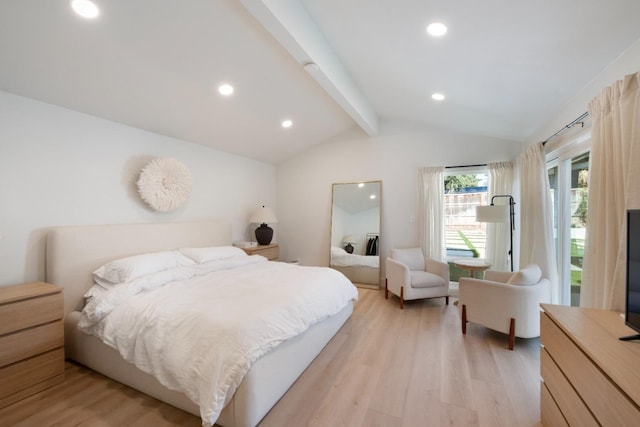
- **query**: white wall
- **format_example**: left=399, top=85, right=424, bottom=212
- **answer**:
left=347, top=208, right=378, bottom=256
left=330, top=205, right=348, bottom=247
left=530, top=38, right=640, bottom=143
left=0, top=91, right=276, bottom=287
left=276, top=119, right=523, bottom=274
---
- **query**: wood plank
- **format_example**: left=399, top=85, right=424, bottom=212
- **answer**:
left=0, top=289, right=544, bottom=427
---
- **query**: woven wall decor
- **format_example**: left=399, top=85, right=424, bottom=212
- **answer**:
left=137, top=158, right=192, bottom=212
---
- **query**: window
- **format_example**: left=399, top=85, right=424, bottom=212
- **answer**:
left=444, top=171, right=488, bottom=280
left=547, top=137, right=590, bottom=306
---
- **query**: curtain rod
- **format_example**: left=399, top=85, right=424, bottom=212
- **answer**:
left=446, top=110, right=590, bottom=168
left=445, top=163, right=487, bottom=169
left=542, top=111, right=589, bottom=145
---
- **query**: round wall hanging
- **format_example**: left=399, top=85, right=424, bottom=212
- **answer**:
left=137, top=157, right=192, bottom=212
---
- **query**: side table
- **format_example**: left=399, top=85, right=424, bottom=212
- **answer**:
left=453, top=259, right=491, bottom=279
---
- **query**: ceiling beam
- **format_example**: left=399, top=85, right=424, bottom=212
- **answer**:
left=239, top=0, right=378, bottom=136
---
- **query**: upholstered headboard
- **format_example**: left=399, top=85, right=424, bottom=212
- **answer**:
left=46, top=220, right=232, bottom=316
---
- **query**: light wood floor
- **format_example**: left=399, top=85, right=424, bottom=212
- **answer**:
left=0, top=288, right=542, bottom=427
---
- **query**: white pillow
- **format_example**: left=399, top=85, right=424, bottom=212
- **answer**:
left=178, top=246, right=247, bottom=263
left=84, top=284, right=106, bottom=300
left=507, top=264, right=542, bottom=286
left=92, top=250, right=195, bottom=288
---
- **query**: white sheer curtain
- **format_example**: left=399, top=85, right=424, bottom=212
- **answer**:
left=517, top=142, right=559, bottom=304
left=485, top=161, right=514, bottom=271
left=580, top=72, right=640, bottom=311
left=419, top=166, right=445, bottom=261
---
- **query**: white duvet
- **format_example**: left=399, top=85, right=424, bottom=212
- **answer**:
left=79, top=256, right=358, bottom=426
left=330, top=246, right=379, bottom=268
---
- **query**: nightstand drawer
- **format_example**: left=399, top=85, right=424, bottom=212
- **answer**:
left=255, top=246, right=279, bottom=260
left=0, top=292, right=63, bottom=335
left=243, top=244, right=279, bottom=260
left=0, top=348, right=65, bottom=404
left=0, top=320, right=64, bottom=367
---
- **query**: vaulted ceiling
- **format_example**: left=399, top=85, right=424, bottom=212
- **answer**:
left=2, top=0, right=639, bottom=163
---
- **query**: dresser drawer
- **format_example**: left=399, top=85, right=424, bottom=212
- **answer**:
left=541, top=313, right=638, bottom=425
left=0, top=320, right=64, bottom=367
left=0, top=348, right=65, bottom=404
left=540, top=381, right=569, bottom=427
left=540, top=347, right=597, bottom=427
left=0, top=292, right=63, bottom=335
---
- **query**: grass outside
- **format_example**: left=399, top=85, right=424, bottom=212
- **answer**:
left=446, top=229, right=586, bottom=288
left=446, top=229, right=486, bottom=281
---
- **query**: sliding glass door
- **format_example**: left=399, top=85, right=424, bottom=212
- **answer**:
left=547, top=147, right=590, bottom=306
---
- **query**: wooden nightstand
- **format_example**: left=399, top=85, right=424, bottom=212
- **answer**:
left=242, top=244, right=279, bottom=260
left=0, top=282, right=65, bottom=408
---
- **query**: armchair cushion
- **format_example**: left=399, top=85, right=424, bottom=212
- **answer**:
left=483, top=270, right=514, bottom=283
left=390, top=248, right=425, bottom=271
left=410, top=271, right=447, bottom=288
left=385, top=248, right=449, bottom=308
left=507, top=264, right=542, bottom=286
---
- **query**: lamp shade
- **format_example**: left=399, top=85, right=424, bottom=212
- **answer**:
left=476, top=205, right=509, bottom=223
left=249, top=206, right=278, bottom=225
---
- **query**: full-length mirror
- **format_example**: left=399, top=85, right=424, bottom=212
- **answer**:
left=330, top=181, right=381, bottom=288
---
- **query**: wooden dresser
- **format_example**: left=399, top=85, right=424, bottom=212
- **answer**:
left=242, top=244, right=279, bottom=261
left=540, top=304, right=640, bottom=426
left=0, top=282, right=65, bottom=408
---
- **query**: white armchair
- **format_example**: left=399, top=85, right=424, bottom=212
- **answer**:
left=459, top=264, right=551, bottom=350
left=385, top=248, right=450, bottom=309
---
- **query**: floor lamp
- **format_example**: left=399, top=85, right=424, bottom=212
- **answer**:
left=476, top=195, right=516, bottom=271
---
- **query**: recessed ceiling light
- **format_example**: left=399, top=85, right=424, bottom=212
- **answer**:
left=426, top=22, right=447, bottom=37
left=432, top=93, right=445, bottom=101
left=71, top=0, right=100, bottom=19
left=281, top=119, right=293, bottom=128
left=358, top=183, right=365, bottom=188
left=218, top=84, right=234, bottom=96
left=370, top=194, right=376, bottom=200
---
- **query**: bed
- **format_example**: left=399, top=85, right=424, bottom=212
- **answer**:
left=46, top=220, right=356, bottom=427
left=330, top=246, right=380, bottom=286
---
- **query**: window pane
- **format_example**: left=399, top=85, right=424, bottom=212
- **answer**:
left=548, top=165, right=559, bottom=258
left=444, top=173, right=488, bottom=281
left=570, top=152, right=589, bottom=306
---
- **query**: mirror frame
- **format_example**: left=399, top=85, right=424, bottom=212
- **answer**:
left=329, top=180, right=381, bottom=288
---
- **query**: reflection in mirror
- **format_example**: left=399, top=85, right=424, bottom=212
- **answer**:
left=330, top=181, right=381, bottom=288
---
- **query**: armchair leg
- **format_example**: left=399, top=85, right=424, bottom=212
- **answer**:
left=508, top=318, right=515, bottom=350
left=399, top=286, right=404, bottom=309
left=385, top=279, right=388, bottom=299
left=461, top=304, right=467, bottom=334
left=445, top=295, right=449, bottom=305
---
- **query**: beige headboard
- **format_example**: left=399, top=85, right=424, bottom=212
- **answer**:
left=46, top=220, right=232, bottom=316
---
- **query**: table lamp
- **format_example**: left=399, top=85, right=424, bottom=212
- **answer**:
left=250, top=206, right=278, bottom=245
